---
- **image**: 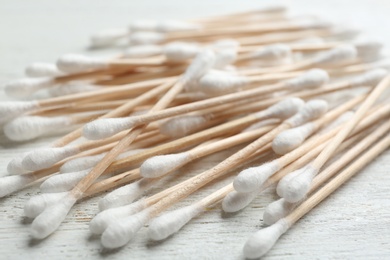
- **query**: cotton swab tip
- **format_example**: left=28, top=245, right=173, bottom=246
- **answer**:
left=24, top=192, right=68, bottom=218
left=272, top=123, right=315, bottom=155
left=148, top=204, right=203, bottom=240
left=30, top=194, right=76, bottom=239
left=243, top=219, right=289, bottom=259
left=159, top=115, right=209, bottom=137
left=4, top=78, right=54, bottom=98
left=83, top=117, right=135, bottom=140
left=284, top=69, right=329, bottom=90
left=222, top=190, right=258, bottom=213
left=101, top=210, right=149, bottom=248
left=90, top=200, right=147, bottom=234
left=261, top=97, right=305, bottom=120
left=233, top=161, right=280, bottom=193
left=0, top=175, right=34, bottom=197
left=263, top=198, right=296, bottom=226
left=140, top=152, right=190, bottom=178
left=21, top=146, right=79, bottom=171
left=25, top=63, right=62, bottom=77
left=56, top=54, right=108, bottom=73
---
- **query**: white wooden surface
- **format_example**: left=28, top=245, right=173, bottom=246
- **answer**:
left=0, top=0, right=390, bottom=259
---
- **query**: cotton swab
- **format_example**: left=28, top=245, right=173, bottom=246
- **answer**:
left=277, top=75, right=390, bottom=203
left=99, top=99, right=304, bottom=208
left=222, top=103, right=390, bottom=212
left=83, top=70, right=329, bottom=139
left=232, top=94, right=364, bottom=193
left=271, top=95, right=366, bottom=155
left=263, top=119, right=390, bottom=225
left=98, top=99, right=327, bottom=248
left=29, top=49, right=217, bottom=239
left=3, top=114, right=102, bottom=142
left=243, top=133, right=390, bottom=259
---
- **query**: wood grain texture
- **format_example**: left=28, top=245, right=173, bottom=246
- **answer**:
left=0, top=0, right=389, bottom=259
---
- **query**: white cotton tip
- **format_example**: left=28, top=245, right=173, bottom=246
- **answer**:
left=276, top=166, right=305, bottom=197
left=272, top=122, right=315, bottom=155
left=156, top=20, right=201, bottom=33
left=140, top=152, right=190, bottom=178
left=83, top=117, right=135, bottom=140
left=263, top=198, right=296, bottom=226
left=4, top=78, right=55, bottom=98
left=56, top=54, right=108, bottom=73
left=0, top=101, right=39, bottom=119
left=182, top=49, right=216, bottom=83
left=0, top=174, right=34, bottom=197
left=198, top=72, right=249, bottom=95
left=3, top=116, right=72, bottom=141
left=24, top=192, right=68, bottom=218
left=243, top=219, right=289, bottom=259
left=284, top=69, right=329, bottom=90
left=313, top=45, right=357, bottom=66
left=233, top=161, right=280, bottom=193
left=222, top=190, right=258, bottom=213
left=286, top=99, right=328, bottom=127
left=213, top=48, right=237, bottom=69
left=101, top=209, right=150, bottom=248
left=7, top=153, right=30, bottom=175
left=129, top=32, right=165, bottom=45
left=98, top=179, right=153, bottom=211
left=30, top=194, right=76, bottom=239
left=277, top=165, right=318, bottom=203
left=163, top=42, right=201, bottom=61
left=148, top=204, right=203, bottom=240
left=260, top=97, right=305, bottom=120
left=90, top=199, right=147, bottom=235
left=90, top=28, right=129, bottom=48
left=350, top=68, right=388, bottom=87
left=354, top=38, right=383, bottom=58
left=25, top=63, right=62, bottom=77
left=251, top=44, right=291, bottom=61
left=21, top=146, right=79, bottom=171
left=40, top=169, right=89, bottom=193
left=159, top=115, right=209, bottom=137
left=211, top=39, right=240, bottom=50
left=123, top=45, right=163, bottom=58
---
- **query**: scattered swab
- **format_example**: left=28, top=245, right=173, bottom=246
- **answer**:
left=223, top=103, right=390, bottom=212
left=263, top=120, right=390, bottom=225
left=277, top=75, right=390, bottom=203
left=243, top=133, right=390, bottom=259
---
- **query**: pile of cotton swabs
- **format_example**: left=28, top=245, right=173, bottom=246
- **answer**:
left=1, top=5, right=390, bottom=259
